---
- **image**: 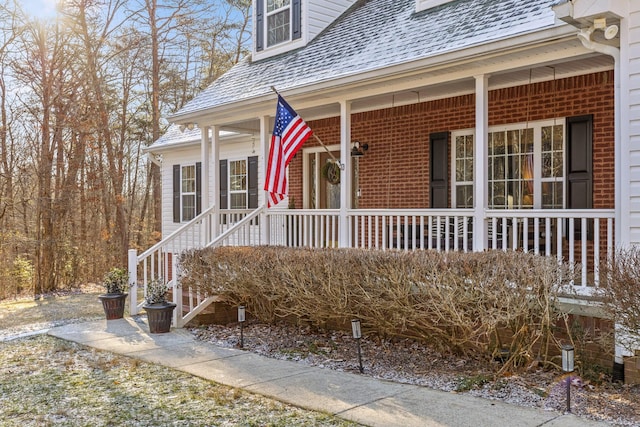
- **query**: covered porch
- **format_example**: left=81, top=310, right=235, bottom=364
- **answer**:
left=133, top=21, right=622, bottom=326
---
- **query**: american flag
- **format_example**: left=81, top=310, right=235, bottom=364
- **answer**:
left=264, top=95, right=313, bottom=207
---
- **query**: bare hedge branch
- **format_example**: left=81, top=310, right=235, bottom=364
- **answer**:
left=179, top=247, right=572, bottom=373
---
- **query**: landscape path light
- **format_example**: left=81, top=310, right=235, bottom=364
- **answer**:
left=561, top=344, right=574, bottom=413
left=351, top=319, right=364, bottom=374
left=238, top=305, right=246, bottom=348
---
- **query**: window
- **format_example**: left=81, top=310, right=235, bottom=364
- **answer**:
left=229, top=160, right=248, bottom=209
left=267, top=0, right=291, bottom=47
left=220, top=157, right=258, bottom=210
left=488, top=128, right=534, bottom=209
left=181, top=165, right=197, bottom=220
left=173, top=163, right=201, bottom=223
left=454, top=134, right=474, bottom=208
left=540, top=124, right=564, bottom=209
left=256, top=0, right=301, bottom=53
left=451, top=119, right=565, bottom=209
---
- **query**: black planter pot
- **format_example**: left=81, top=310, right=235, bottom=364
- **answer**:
left=143, top=302, right=177, bottom=333
left=98, top=293, right=128, bottom=320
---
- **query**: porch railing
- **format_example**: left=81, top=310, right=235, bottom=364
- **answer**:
left=485, top=209, right=615, bottom=290
left=128, top=206, right=264, bottom=327
left=348, top=209, right=475, bottom=251
left=129, top=205, right=615, bottom=327
left=266, top=209, right=341, bottom=247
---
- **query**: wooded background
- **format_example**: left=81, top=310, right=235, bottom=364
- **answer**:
left=0, top=0, right=251, bottom=298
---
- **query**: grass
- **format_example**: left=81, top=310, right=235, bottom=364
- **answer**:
left=0, top=291, right=360, bottom=427
left=0, top=335, right=358, bottom=426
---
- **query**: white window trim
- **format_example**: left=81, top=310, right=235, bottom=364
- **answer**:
left=451, top=118, right=566, bottom=209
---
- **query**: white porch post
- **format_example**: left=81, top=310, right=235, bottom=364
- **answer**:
left=473, top=74, right=489, bottom=252
left=128, top=249, right=138, bottom=315
left=260, top=115, right=271, bottom=244
left=201, top=126, right=211, bottom=245
left=212, top=125, right=221, bottom=239
left=339, top=100, right=352, bottom=248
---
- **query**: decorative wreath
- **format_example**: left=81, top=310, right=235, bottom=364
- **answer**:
left=321, top=161, right=341, bottom=185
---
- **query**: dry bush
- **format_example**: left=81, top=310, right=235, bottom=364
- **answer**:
left=599, top=247, right=640, bottom=352
left=179, top=247, right=570, bottom=372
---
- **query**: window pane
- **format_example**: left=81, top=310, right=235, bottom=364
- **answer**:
left=268, top=10, right=290, bottom=46
left=553, top=125, right=564, bottom=151
left=267, top=0, right=289, bottom=12
left=465, top=135, right=473, bottom=156
left=542, top=182, right=563, bottom=209
left=464, top=159, right=473, bottom=181
left=181, top=165, right=195, bottom=193
left=182, top=195, right=195, bottom=221
left=229, top=160, right=247, bottom=191
left=456, top=185, right=473, bottom=208
left=230, top=193, right=247, bottom=209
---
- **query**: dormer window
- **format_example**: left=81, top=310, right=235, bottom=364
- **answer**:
left=267, top=0, right=291, bottom=47
left=256, top=0, right=301, bottom=53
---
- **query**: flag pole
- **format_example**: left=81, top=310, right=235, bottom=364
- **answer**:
left=270, top=86, right=343, bottom=168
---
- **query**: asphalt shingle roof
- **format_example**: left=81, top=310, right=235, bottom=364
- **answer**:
left=174, top=0, right=559, bottom=117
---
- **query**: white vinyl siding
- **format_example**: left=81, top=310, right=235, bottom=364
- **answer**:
left=627, top=4, right=640, bottom=244
left=308, top=0, right=356, bottom=40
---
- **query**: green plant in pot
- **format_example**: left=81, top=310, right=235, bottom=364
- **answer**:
left=142, top=277, right=177, bottom=333
left=98, top=267, right=129, bottom=320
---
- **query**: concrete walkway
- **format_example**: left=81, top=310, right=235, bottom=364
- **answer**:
left=49, top=318, right=611, bottom=427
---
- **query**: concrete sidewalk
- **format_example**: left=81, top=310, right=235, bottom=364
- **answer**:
left=49, top=319, right=610, bottom=427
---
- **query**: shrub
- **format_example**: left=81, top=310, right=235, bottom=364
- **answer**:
left=144, top=277, right=169, bottom=305
left=599, top=247, right=640, bottom=352
left=179, top=246, right=571, bottom=373
left=102, top=267, right=129, bottom=294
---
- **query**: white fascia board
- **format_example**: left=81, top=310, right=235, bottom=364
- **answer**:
left=415, top=0, right=454, bottom=13
left=572, top=0, right=627, bottom=21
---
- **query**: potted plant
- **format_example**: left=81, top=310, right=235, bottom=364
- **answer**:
left=142, top=278, right=176, bottom=333
left=98, top=267, right=129, bottom=320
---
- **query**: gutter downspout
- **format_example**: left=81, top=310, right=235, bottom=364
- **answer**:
left=577, top=28, right=627, bottom=373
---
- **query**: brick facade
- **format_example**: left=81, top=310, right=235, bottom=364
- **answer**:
left=288, top=71, right=615, bottom=212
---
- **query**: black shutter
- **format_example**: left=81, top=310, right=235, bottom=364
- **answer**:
left=248, top=156, right=259, bottom=209
left=430, top=132, right=449, bottom=208
left=256, top=0, right=264, bottom=51
left=173, top=164, right=181, bottom=223
left=219, top=159, right=228, bottom=209
left=566, top=115, right=593, bottom=239
left=292, top=0, right=302, bottom=40
left=195, top=162, right=202, bottom=215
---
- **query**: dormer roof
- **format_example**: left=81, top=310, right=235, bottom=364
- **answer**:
left=172, top=0, right=562, bottom=122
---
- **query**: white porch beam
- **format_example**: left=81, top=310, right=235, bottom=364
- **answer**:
left=474, top=74, right=489, bottom=252
left=339, top=100, right=352, bottom=248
